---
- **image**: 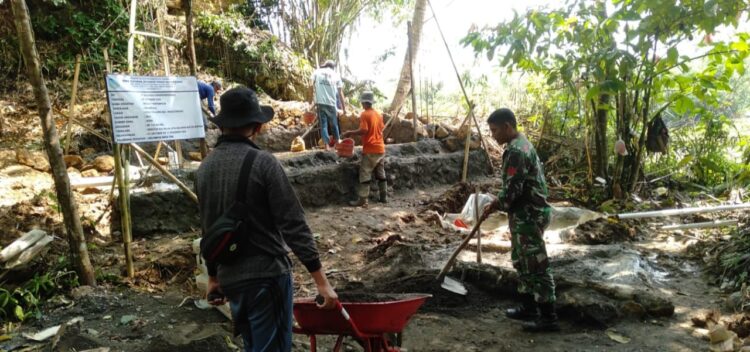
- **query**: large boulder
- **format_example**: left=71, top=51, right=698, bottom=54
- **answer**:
left=194, top=15, right=312, bottom=101
left=15, top=149, right=49, bottom=172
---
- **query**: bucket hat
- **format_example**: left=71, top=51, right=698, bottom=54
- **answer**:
left=360, top=91, right=375, bottom=104
left=210, top=87, right=274, bottom=128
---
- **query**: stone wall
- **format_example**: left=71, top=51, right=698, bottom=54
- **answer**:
left=115, top=140, right=491, bottom=236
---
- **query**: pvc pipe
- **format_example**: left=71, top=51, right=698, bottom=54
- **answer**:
left=660, top=220, right=739, bottom=230
left=617, top=203, right=750, bottom=219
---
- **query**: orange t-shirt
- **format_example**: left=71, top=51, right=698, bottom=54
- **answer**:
left=359, top=108, right=385, bottom=154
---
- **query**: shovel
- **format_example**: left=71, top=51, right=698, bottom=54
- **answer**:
left=436, top=211, right=491, bottom=295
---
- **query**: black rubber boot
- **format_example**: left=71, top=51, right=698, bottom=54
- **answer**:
left=378, top=180, right=388, bottom=203
left=505, top=294, right=538, bottom=321
left=522, top=302, right=560, bottom=332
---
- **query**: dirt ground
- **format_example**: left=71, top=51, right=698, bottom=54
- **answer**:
left=1, top=88, right=748, bottom=352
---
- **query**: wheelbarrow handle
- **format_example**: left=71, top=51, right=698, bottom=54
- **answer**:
left=315, top=295, right=368, bottom=339
left=335, top=301, right=368, bottom=339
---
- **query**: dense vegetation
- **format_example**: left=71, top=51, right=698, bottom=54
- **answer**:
left=462, top=0, right=750, bottom=199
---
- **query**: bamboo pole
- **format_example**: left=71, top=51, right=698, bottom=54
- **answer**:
left=461, top=114, right=472, bottom=182
left=114, top=0, right=138, bottom=278
left=127, top=0, right=137, bottom=74
left=474, top=186, right=481, bottom=263
left=426, top=0, right=493, bottom=169
left=112, top=144, right=134, bottom=278
left=131, top=144, right=198, bottom=203
left=408, top=21, right=418, bottom=142
left=53, top=108, right=111, bottom=143
left=64, top=55, right=81, bottom=155
left=103, top=48, right=112, bottom=73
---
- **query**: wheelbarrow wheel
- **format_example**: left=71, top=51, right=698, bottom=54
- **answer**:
left=385, top=333, right=402, bottom=347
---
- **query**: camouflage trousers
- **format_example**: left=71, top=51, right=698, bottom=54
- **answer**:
left=509, top=205, right=556, bottom=303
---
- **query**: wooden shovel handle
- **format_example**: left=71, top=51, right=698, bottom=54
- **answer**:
left=436, top=212, right=490, bottom=281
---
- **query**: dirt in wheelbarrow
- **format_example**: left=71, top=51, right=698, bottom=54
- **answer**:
left=365, top=271, right=507, bottom=317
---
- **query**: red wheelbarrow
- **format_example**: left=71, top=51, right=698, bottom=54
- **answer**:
left=293, top=293, right=431, bottom=352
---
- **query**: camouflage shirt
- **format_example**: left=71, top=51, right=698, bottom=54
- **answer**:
left=498, top=134, right=550, bottom=212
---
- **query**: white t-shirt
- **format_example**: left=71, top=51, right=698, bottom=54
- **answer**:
left=312, top=67, right=342, bottom=107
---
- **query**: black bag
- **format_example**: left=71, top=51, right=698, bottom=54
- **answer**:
left=200, top=149, right=258, bottom=264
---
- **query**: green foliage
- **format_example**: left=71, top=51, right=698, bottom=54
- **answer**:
left=0, top=266, right=79, bottom=322
left=706, top=226, right=750, bottom=291
left=26, top=0, right=128, bottom=78
left=462, top=0, right=750, bottom=195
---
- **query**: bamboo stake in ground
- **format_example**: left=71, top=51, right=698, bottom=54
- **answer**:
left=131, top=144, right=198, bottom=203
left=64, top=55, right=81, bottom=155
left=11, top=0, right=96, bottom=285
left=112, top=0, right=138, bottom=279
left=474, top=186, right=481, bottom=263
left=112, top=144, right=134, bottom=278
left=461, top=113, right=473, bottom=182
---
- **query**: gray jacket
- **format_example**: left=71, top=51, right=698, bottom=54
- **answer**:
left=195, top=135, right=321, bottom=293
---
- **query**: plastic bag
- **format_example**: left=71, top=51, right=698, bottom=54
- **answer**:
left=459, top=193, right=496, bottom=224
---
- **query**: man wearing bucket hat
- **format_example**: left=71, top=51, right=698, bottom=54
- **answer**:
left=196, top=87, right=338, bottom=351
left=311, top=60, right=346, bottom=149
left=342, top=91, right=386, bottom=207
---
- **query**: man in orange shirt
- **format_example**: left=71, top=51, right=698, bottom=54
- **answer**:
left=342, top=91, right=386, bottom=207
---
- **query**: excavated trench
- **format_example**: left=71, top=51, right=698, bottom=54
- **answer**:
left=114, top=140, right=491, bottom=236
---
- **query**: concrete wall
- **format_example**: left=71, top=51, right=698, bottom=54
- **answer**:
left=116, top=140, right=491, bottom=236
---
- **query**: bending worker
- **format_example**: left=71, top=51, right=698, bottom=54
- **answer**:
left=198, top=80, right=222, bottom=116
left=342, top=91, right=386, bottom=207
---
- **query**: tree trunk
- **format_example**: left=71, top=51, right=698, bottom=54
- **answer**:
left=388, top=0, right=427, bottom=115
left=594, top=93, right=609, bottom=180
left=11, top=0, right=96, bottom=286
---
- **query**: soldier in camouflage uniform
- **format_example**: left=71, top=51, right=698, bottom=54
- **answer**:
left=484, top=108, right=558, bottom=332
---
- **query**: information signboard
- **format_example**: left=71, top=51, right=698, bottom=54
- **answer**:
left=105, top=75, right=205, bottom=144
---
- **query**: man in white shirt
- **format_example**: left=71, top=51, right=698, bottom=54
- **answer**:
left=310, top=60, right=346, bottom=149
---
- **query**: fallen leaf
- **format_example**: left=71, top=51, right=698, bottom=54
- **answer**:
left=606, top=329, right=631, bottom=344
left=120, top=315, right=137, bottom=325
left=0, top=335, right=11, bottom=342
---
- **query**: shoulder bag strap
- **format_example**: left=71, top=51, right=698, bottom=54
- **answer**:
left=236, top=149, right=259, bottom=204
